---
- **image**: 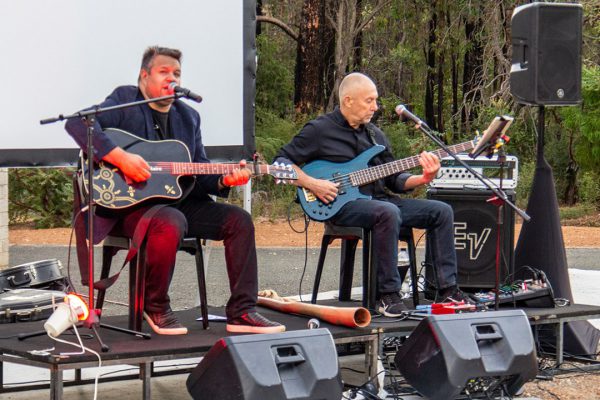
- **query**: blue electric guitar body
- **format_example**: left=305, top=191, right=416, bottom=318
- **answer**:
left=297, top=145, right=385, bottom=221
left=297, top=141, right=476, bottom=221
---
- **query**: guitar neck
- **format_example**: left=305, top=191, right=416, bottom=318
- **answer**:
left=351, top=141, right=475, bottom=186
left=149, top=162, right=270, bottom=176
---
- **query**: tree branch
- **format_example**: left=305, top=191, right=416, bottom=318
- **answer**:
left=257, top=15, right=299, bottom=41
left=354, top=0, right=392, bottom=35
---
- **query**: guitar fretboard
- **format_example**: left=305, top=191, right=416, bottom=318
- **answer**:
left=350, top=141, right=475, bottom=186
left=149, top=162, right=271, bottom=176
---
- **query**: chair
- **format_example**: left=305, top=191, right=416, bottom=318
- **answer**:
left=95, top=235, right=209, bottom=332
left=311, top=223, right=419, bottom=311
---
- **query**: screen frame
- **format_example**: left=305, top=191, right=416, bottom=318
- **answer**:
left=0, top=0, right=256, bottom=167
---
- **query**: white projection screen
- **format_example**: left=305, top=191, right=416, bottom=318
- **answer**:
left=0, top=0, right=256, bottom=166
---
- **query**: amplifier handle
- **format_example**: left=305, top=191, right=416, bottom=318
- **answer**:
left=273, top=345, right=306, bottom=365
left=473, top=324, right=503, bottom=342
left=8, top=273, right=32, bottom=287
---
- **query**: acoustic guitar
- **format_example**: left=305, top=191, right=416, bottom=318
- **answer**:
left=81, top=128, right=297, bottom=210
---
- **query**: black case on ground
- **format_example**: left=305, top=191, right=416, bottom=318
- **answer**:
left=0, top=259, right=66, bottom=292
left=0, top=288, right=65, bottom=323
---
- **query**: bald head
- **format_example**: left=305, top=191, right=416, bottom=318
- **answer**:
left=338, top=72, right=376, bottom=100
left=338, top=73, right=379, bottom=129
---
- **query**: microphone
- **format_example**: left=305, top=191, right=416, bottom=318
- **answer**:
left=168, top=82, right=203, bottom=103
left=395, top=104, right=428, bottom=128
left=307, top=318, right=320, bottom=329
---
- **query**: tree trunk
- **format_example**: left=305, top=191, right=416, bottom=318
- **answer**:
left=353, top=0, right=363, bottom=70
left=256, top=0, right=263, bottom=36
left=295, top=0, right=328, bottom=114
left=437, top=50, right=445, bottom=133
left=449, top=6, right=459, bottom=139
left=325, top=0, right=391, bottom=111
left=436, top=2, right=447, bottom=134
left=461, top=5, right=484, bottom=134
left=327, top=0, right=358, bottom=111
left=424, top=8, right=437, bottom=131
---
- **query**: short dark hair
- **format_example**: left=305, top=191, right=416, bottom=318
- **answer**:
left=140, top=46, right=182, bottom=72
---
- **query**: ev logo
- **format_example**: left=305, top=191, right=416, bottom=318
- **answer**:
left=454, top=222, right=491, bottom=260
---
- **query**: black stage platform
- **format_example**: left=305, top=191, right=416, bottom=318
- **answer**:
left=1, top=301, right=599, bottom=399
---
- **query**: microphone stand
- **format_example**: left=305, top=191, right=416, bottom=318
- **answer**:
left=409, top=119, right=530, bottom=310
left=39, top=93, right=183, bottom=351
left=489, top=146, right=508, bottom=310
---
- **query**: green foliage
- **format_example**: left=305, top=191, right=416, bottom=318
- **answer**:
left=9, top=168, right=74, bottom=228
left=571, top=66, right=600, bottom=171
left=250, top=107, right=307, bottom=217
left=559, top=203, right=598, bottom=221
left=256, top=35, right=295, bottom=117
left=578, top=170, right=600, bottom=205
left=255, top=106, right=305, bottom=162
left=515, top=161, right=535, bottom=209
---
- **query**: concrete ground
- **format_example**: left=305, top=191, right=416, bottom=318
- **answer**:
left=2, top=244, right=600, bottom=399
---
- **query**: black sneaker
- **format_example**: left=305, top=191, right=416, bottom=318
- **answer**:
left=378, top=292, right=408, bottom=317
left=439, top=287, right=476, bottom=305
left=226, top=312, right=286, bottom=334
left=143, top=308, right=188, bottom=335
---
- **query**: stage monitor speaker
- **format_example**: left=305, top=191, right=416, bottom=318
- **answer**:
left=510, top=2, right=583, bottom=105
left=186, top=328, right=342, bottom=400
left=426, top=188, right=515, bottom=289
left=394, top=310, right=537, bottom=400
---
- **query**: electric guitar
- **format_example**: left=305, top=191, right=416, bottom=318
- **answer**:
left=81, top=128, right=297, bottom=210
left=298, top=140, right=476, bottom=221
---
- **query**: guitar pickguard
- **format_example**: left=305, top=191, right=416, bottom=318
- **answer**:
left=93, top=164, right=142, bottom=208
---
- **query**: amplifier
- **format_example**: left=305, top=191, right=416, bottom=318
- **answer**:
left=425, top=188, right=516, bottom=290
left=430, top=154, right=518, bottom=189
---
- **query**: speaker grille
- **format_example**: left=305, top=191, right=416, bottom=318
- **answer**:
left=426, top=189, right=515, bottom=289
left=510, top=3, right=582, bottom=105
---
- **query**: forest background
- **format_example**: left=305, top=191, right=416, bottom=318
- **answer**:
left=8, top=0, right=600, bottom=228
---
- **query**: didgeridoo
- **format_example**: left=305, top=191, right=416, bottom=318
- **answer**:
left=257, top=290, right=371, bottom=328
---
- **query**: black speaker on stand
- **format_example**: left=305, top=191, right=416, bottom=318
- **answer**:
left=425, top=188, right=516, bottom=292
left=510, top=2, right=583, bottom=105
left=394, top=310, right=538, bottom=400
left=186, top=328, right=343, bottom=400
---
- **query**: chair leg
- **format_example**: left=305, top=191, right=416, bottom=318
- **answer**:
left=407, top=236, right=419, bottom=307
left=312, top=235, right=332, bottom=304
left=362, top=230, right=377, bottom=311
left=195, top=238, right=209, bottom=329
left=339, top=239, right=358, bottom=301
left=130, top=242, right=146, bottom=332
left=96, top=246, right=115, bottom=310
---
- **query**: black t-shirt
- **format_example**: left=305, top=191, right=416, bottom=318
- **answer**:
left=151, top=108, right=170, bottom=140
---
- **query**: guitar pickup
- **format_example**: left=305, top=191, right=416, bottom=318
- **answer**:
left=302, top=188, right=317, bottom=202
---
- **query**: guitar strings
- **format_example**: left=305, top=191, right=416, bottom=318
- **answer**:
left=320, top=141, right=473, bottom=188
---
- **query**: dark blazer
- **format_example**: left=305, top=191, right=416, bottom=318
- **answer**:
left=66, top=85, right=225, bottom=242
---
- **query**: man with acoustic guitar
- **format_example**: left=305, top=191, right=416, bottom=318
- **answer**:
left=275, top=72, right=474, bottom=317
left=66, top=46, right=284, bottom=335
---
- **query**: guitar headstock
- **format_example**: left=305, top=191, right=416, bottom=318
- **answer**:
left=269, top=162, right=298, bottom=184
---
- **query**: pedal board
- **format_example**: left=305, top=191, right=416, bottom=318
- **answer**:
left=473, top=285, right=555, bottom=308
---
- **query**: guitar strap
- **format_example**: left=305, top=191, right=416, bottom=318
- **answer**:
left=365, top=123, right=379, bottom=146
left=73, top=172, right=169, bottom=291
left=92, top=203, right=168, bottom=291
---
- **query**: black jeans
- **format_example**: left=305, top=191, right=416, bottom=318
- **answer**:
left=330, top=196, right=457, bottom=294
left=111, top=197, right=258, bottom=320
